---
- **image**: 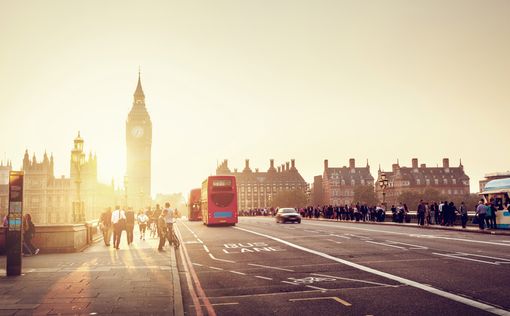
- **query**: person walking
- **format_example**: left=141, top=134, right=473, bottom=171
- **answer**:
left=100, top=207, right=112, bottom=246
left=476, top=200, right=487, bottom=230
left=125, top=207, right=135, bottom=245
left=137, top=210, right=149, bottom=241
left=417, top=200, right=425, bottom=226
left=23, top=214, right=39, bottom=256
left=157, top=208, right=168, bottom=252
left=460, top=202, right=468, bottom=228
left=164, top=203, right=175, bottom=247
left=111, top=205, right=126, bottom=250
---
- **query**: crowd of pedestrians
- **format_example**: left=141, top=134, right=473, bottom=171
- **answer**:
left=98, top=202, right=180, bottom=252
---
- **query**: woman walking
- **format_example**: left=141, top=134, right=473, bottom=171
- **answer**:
left=23, top=214, right=39, bottom=256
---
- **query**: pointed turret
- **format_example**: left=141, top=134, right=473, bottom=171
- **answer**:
left=23, top=150, right=30, bottom=170
left=32, top=152, right=37, bottom=164
left=134, top=70, right=145, bottom=102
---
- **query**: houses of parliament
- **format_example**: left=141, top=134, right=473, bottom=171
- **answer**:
left=0, top=74, right=153, bottom=224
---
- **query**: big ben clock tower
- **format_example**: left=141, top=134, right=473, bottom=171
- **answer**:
left=126, top=72, right=152, bottom=210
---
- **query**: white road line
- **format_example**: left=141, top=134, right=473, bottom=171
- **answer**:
left=209, top=253, right=236, bottom=263
left=325, top=239, right=343, bottom=244
left=311, top=273, right=395, bottom=287
left=385, top=240, right=428, bottom=249
left=248, top=263, right=295, bottom=272
left=329, top=234, right=351, bottom=239
left=197, top=238, right=204, bottom=244
left=236, top=226, right=510, bottom=316
left=455, top=252, right=510, bottom=262
left=305, top=285, right=327, bottom=291
left=433, top=253, right=499, bottom=265
left=203, top=245, right=210, bottom=253
left=229, top=270, right=246, bottom=275
left=365, top=241, right=408, bottom=250
left=255, top=275, right=273, bottom=281
left=305, top=230, right=320, bottom=233
left=303, top=222, right=510, bottom=247
left=209, top=266, right=224, bottom=271
left=282, top=281, right=299, bottom=285
left=192, top=263, right=204, bottom=267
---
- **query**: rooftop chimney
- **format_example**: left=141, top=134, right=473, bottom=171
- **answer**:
left=291, top=159, right=296, bottom=170
left=270, top=159, right=275, bottom=168
left=324, top=159, right=329, bottom=170
left=277, top=166, right=281, bottom=173
left=349, top=158, right=355, bottom=169
left=412, top=158, right=418, bottom=169
left=420, top=164, right=426, bottom=168
left=443, top=158, right=449, bottom=168
left=286, top=162, right=290, bottom=171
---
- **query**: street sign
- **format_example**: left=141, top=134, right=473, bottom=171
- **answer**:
left=6, top=171, right=24, bottom=276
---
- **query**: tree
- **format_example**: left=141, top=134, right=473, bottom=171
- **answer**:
left=422, top=188, right=446, bottom=204
left=271, top=190, right=308, bottom=208
left=353, top=185, right=378, bottom=206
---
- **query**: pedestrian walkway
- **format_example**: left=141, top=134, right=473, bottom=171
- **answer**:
left=0, top=228, right=183, bottom=315
left=305, top=218, right=510, bottom=236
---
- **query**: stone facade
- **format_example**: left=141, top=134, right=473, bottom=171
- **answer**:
left=375, top=158, right=470, bottom=205
left=20, top=134, right=115, bottom=224
left=0, top=161, right=12, bottom=217
left=315, top=159, right=374, bottom=206
left=216, top=159, right=307, bottom=210
left=126, top=74, right=152, bottom=211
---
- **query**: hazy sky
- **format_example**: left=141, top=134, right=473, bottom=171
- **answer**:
left=1, top=0, right=509, bottom=196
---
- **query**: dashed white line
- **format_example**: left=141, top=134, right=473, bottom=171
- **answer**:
left=209, top=266, right=224, bottom=271
left=248, top=263, right=295, bottom=272
left=197, top=238, right=204, bottom=244
left=433, top=253, right=499, bottom=265
left=305, top=285, right=327, bottom=291
left=329, top=234, right=351, bottom=239
left=203, top=245, right=210, bottom=253
left=325, top=239, right=343, bottom=244
left=365, top=241, right=408, bottom=250
left=255, top=276, right=273, bottom=281
left=229, top=270, right=246, bottom=275
left=192, top=263, right=204, bottom=267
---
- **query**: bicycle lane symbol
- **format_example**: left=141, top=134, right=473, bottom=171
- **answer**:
left=286, top=276, right=337, bottom=285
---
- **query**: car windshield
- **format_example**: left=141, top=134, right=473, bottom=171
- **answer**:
left=280, top=209, right=296, bottom=213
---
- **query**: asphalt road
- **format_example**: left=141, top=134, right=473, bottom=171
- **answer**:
left=174, top=217, right=510, bottom=316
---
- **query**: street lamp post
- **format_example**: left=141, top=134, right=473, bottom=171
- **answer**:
left=378, top=172, right=389, bottom=207
left=71, top=132, right=85, bottom=223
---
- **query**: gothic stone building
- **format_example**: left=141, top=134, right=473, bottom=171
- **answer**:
left=0, top=161, right=12, bottom=217
left=216, top=159, right=307, bottom=210
left=313, top=158, right=374, bottom=206
left=375, top=158, right=470, bottom=205
left=21, top=134, right=115, bottom=224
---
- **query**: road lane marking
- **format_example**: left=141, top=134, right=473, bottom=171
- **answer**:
left=176, top=224, right=216, bottom=316
left=305, top=285, right=328, bottom=291
left=248, top=263, right=295, bottom=272
left=192, top=263, right=204, bottom=267
left=365, top=241, right=408, bottom=250
left=229, top=270, right=246, bottom=275
left=190, top=303, right=239, bottom=307
left=305, top=230, right=320, bottom=233
left=209, top=253, right=236, bottom=263
left=197, top=238, right=204, bottom=244
left=329, top=234, right=351, bottom=239
left=236, top=226, right=510, bottom=315
left=209, top=266, right=224, bottom=271
left=311, top=273, right=395, bottom=287
left=385, top=240, right=428, bottom=249
left=455, top=252, right=510, bottom=262
left=433, top=253, right=499, bottom=265
left=302, top=222, right=510, bottom=247
left=203, top=245, right=210, bottom=253
left=325, top=239, right=343, bottom=244
left=289, top=296, right=352, bottom=307
left=255, top=276, right=273, bottom=280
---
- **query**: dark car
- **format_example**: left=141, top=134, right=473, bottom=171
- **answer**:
left=275, top=208, right=301, bottom=224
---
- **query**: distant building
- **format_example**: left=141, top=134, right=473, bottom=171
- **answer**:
left=313, top=159, right=374, bottom=206
left=479, top=172, right=510, bottom=192
left=216, top=159, right=307, bottom=210
left=375, top=158, right=470, bottom=205
left=0, top=161, right=12, bottom=216
left=20, top=133, right=116, bottom=224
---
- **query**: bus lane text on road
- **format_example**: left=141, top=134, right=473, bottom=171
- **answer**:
left=222, top=242, right=285, bottom=254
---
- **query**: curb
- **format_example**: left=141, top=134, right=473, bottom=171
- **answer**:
left=303, top=218, right=510, bottom=236
left=171, top=246, right=184, bottom=316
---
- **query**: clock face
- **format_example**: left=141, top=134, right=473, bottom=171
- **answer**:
left=131, top=126, right=144, bottom=138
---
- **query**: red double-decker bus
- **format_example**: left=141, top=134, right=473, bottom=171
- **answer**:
left=201, top=175, right=238, bottom=226
left=188, top=188, right=202, bottom=221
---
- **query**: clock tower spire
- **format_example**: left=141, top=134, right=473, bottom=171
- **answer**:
left=126, top=71, right=152, bottom=210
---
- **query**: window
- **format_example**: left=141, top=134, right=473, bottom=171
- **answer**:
left=426, top=179, right=430, bottom=185
left=452, top=179, right=457, bottom=185
left=443, top=179, right=448, bottom=184
left=434, top=179, right=439, bottom=185
left=416, top=179, right=421, bottom=185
